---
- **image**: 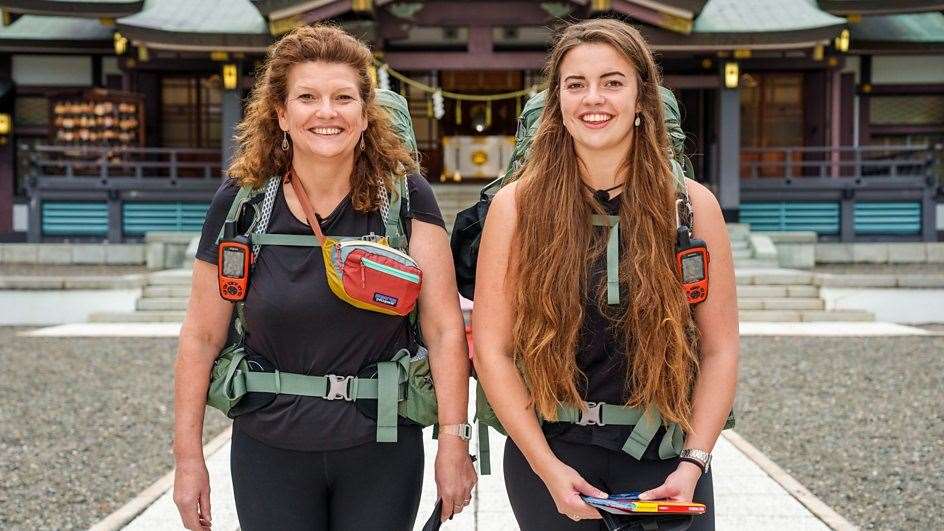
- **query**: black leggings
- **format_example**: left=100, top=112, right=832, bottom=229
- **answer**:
left=504, top=437, right=715, bottom=531
left=230, top=426, right=424, bottom=531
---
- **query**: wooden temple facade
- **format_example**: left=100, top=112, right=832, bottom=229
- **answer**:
left=0, top=0, right=942, bottom=242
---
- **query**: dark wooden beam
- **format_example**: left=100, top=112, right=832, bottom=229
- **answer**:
left=400, top=1, right=556, bottom=27
left=612, top=0, right=693, bottom=34
left=300, top=0, right=353, bottom=23
left=384, top=51, right=547, bottom=71
left=468, top=26, right=493, bottom=55
left=663, top=75, right=719, bottom=89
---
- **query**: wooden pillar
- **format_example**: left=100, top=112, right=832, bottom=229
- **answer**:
left=718, top=87, right=740, bottom=221
left=221, top=63, right=243, bottom=177
left=830, top=68, right=842, bottom=177
left=0, top=54, right=12, bottom=234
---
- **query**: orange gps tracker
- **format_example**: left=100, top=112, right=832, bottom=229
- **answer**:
left=218, top=221, right=251, bottom=302
left=676, top=227, right=709, bottom=305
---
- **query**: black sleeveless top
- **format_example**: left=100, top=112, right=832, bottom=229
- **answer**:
left=542, top=193, right=665, bottom=459
left=196, top=174, right=445, bottom=451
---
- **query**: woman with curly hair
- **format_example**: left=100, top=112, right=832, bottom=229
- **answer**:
left=172, top=25, right=475, bottom=531
left=473, top=19, right=738, bottom=530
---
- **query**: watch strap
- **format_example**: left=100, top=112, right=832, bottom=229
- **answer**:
left=439, top=423, right=473, bottom=441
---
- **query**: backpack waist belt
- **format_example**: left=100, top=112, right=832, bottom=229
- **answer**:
left=229, top=353, right=410, bottom=443
left=555, top=401, right=685, bottom=460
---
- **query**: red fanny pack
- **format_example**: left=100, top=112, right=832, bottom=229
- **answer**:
left=290, top=173, right=422, bottom=316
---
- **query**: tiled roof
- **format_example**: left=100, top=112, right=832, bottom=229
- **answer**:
left=0, top=0, right=143, bottom=18
left=116, top=0, right=271, bottom=51
left=853, top=12, right=944, bottom=43
left=0, top=14, right=112, bottom=40
left=695, top=0, right=845, bottom=33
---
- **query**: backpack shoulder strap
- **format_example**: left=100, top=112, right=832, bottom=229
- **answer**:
left=383, top=175, right=410, bottom=251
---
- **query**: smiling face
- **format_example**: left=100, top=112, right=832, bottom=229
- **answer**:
left=277, top=61, right=368, bottom=162
left=558, top=42, right=639, bottom=156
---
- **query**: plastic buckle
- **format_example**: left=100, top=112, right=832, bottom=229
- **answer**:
left=324, top=375, right=354, bottom=401
left=577, top=402, right=605, bottom=426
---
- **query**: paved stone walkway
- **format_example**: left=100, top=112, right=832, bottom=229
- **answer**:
left=23, top=320, right=933, bottom=338
left=121, top=425, right=847, bottom=530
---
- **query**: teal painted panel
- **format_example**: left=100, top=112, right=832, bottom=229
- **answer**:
left=854, top=202, right=921, bottom=235
left=741, top=202, right=840, bottom=235
left=123, top=202, right=210, bottom=236
left=42, top=201, right=108, bottom=236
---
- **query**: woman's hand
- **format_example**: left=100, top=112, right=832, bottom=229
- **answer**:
left=536, top=459, right=607, bottom=521
left=435, top=436, right=477, bottom=521
left=173, top=457, right=212, bottom=530
left=637, top=461, right=702, bottom=502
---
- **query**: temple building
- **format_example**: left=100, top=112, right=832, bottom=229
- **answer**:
left=0, top=0, right=941, bottom=242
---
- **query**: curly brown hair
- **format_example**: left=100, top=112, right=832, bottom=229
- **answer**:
left=513, top=19, right=699, bottom=432
left=227, top=24, right=417, bottom=212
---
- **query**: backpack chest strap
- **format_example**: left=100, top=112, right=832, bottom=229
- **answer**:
left=556, top=401, right=684, bottom=460
left=233, top=349, right=412, bottom=443
left=591, top=215, right=620, bottom=306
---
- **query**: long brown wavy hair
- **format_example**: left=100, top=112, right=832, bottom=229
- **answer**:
left=227, top=24, right=417, bottom=212
left=513, top=19, right=698, bottom=432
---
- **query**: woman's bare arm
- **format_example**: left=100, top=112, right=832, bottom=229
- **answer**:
left=683, top=179, right=740, bottom=453
left=174, top=260, right=234, bottom=461
left=410, top=218, right=477, bottom=520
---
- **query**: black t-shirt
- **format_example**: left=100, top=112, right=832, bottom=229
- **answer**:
left=196, top=173, right=445, bottom=451
left=542, top=194, right=666, bottom=460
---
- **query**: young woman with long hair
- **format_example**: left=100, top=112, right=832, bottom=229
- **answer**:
left=173, top=25, right=475, bottom=530
left=473, top=19, right=738, bottom=530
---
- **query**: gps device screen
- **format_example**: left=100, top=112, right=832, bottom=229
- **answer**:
left=681, top=253, right=704, bottom=283
left=222, top=247, right=245, bottom=278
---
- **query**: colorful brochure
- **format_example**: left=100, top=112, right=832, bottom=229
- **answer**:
left=581, top=493, right=706, bottom=515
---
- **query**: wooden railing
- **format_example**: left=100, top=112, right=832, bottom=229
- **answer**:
left=740, top=145, right=934, bottom=180
left=23, top=145, right=222, bottom=182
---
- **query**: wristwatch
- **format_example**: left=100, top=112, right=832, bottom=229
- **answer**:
left=439, top=423, right=473, bottom=441
left=679, top=448, right=712, bottom=474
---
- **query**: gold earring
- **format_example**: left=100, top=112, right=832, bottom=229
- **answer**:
left=281, top=131, right=289, bottom=151
left=360, top=134, right=366, bottom=151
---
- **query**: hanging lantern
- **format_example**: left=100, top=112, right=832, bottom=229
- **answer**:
left=724, top=62, right=739, bottom=89
left=223, top=64, right=239, bottom=90
left=835, top=29, right=851, bottom=53
left=455, top=100, right=462, bottom=125
left=0, top=113, right=11, bottom=135
left=113, top=32, right=128, bottom=55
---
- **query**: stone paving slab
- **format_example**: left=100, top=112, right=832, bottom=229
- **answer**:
left=22, top=323, right=182, bottom=337
left=738, top=321, right=930, bottom=336
left=23, top=321, right=934, bottom=338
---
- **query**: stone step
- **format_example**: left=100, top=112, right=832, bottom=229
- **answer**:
left=798, top=310, right=875, bottom=322
left=736, top=298, right=824, bottom=310
left=739, top=309, right=874, bottom=322
left=737, top=285, right=819, bottom=298
left=732, top=258, right=779, bottom=268
left=88, top=311, right=186, bottom=323
left=732, top=249, right=752, bottom=259
left=736, top=272, right=814, bottom=286
left=137, top=297, right=189, bottom=311
left=144, top=285, right=192, bottom=298
left=146, top=270, right=193, bottom=286
left=731, top=240, right=750, bottom=250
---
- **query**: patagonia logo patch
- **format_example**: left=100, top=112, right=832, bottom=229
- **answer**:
left=373, top=293, right=399, bottom=306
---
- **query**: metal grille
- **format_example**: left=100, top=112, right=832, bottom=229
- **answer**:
left=741, top=201, right=840, bottom=235
left=122, top=202, right=210, bottom=236
left=42, top=201, right=108, bottom=236
left=854, top=202, right=921, bottom=235
left=870, top=96, right=944, bottom=126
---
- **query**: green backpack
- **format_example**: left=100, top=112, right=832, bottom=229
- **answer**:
left=206, top=89, right=439, bottom=443
left=451, top=87, right=734, bottom=474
